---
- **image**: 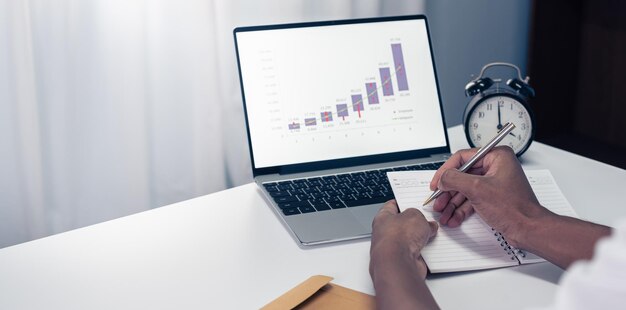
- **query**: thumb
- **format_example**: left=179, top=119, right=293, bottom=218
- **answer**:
left=428, top=221, right=439, bottom=240
left=437, top=169, right=479, bottom=200
left=376, top=199, right=400, bottom=217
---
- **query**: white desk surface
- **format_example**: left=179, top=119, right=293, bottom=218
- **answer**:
left=1, top=126, right=625, bottom=310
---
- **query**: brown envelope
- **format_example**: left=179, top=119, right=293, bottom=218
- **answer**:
left=261, top=275, right=376, bottom=310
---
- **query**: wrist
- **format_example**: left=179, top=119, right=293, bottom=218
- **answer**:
left=370, top=244, right=437, bottom=309
left=371, top=239, right=426, bottom=281
left=505, top=202, right=556, bottom=250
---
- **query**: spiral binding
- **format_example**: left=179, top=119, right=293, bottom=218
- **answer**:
left=491, top=228, right=526, bottom=260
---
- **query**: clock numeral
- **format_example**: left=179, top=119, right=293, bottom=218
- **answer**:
left=510, top=103, right=513, bottom=110
left=473, top=123, right=478, bottom=129
left=478, top=112, right=485, bottom=118
left=518, top=111, right=524, bottom=118
left=476, top=133, right=482, bottom=141
left=497, top=100, right=504, bottom=107
left=487, top=103, right=493, bottom=111
left=521, top=123, right=527, bottom=130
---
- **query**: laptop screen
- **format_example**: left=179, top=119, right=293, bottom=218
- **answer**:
left=235, top=16, right=448, bottom=172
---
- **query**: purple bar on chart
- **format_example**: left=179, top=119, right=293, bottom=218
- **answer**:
left=365, top=82, right=379, bottom=104
left=379, top=67, right=394, bottom=96
left=320, top=111, right=333, bottom=122
left=391, top=43, right=409, bottom=91
left=304, top=117, right=317, bottom=126
left=351, top=94, right=364, bottom=112
left=336, top=104, right=349, bottom=118
left=288, top=122, right=300, bottom=130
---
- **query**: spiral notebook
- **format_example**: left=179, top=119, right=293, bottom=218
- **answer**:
left=387, top=169, right=579, bottom=273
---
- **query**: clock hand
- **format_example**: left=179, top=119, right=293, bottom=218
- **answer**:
left=509, top=132, right=517, bottom=138
left=497, top=102, right=503, bottom=130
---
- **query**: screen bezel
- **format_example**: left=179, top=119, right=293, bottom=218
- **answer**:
left=234, top=15, right=450, bottom=177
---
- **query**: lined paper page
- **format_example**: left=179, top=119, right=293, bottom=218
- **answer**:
left=518, top=169, right=579, bottom=263
left=387, top=171, right=518, bottom=273
left=528, top=170, right=578, bottom=217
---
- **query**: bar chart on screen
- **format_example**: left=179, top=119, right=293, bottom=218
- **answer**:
left=262, top=40, right=418, bottom=143
left=236, top=19, right=445, bottom=167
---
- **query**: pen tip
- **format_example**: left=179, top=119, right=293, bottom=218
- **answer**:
left=423, top=190, right=440, bottom=206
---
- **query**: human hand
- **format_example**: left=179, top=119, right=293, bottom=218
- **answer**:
left=370, top=200, right=438, bottom=280
left=369, top=200, right=441, bottom=309
left=429, top=146, right=550, bottom=248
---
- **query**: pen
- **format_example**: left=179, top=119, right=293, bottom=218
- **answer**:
left=422, top=122, right=516, bottom=206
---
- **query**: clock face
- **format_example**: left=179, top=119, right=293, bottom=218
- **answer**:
left=466, top=95, right=533, bottom=154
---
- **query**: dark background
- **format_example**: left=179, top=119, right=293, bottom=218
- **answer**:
left=528, top=0, right=626, bottom=169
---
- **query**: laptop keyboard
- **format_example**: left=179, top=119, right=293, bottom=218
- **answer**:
left=263, top=161, right=444, bottom=216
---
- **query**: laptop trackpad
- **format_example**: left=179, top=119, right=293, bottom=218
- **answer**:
left=349, top=203, right=383, bottom=233
left=286, top=209, right=368, bottom=244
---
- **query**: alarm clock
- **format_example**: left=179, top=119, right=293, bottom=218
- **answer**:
left=463, top=62, right=536, bottom=157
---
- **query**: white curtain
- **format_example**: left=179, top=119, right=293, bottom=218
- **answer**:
left=0, top=0, right=424, bottom=248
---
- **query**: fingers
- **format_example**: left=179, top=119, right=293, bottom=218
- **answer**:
left=432, top=191, right=453, bottom=212
left=446, top=200, right=474, bottom=228
left=430, top=147, right=515, bottom=191
left=428, top=221, right=439, bottom=239
left=430, top=149, right=480, bottom=191
left=374, top=199, right=399, bottom=221
left=375, top=200, right=439, bottom=237
left=437, top=169, right=480, bottom=200
left=381, top=199, right=399, bottom=213
left=433, top=191, right=465, bottom=213
left=437, top=192, right=467, bottom=225
left=438, top=200, right=456, bottom=225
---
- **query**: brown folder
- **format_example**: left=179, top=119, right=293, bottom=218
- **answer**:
left=261, top=275, right=375, bottom=310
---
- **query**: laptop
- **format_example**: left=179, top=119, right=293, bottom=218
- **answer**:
left=234, top=15, right=450, bottom=246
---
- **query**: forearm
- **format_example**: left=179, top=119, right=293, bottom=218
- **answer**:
left=370, top=245, right=439, bottom=310
left=516, top=211, right=611, bottom=269
left=373, top=272, right=437, bottom=310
